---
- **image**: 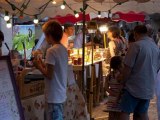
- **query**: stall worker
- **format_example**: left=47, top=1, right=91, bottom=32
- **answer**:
left=74, top=27, right=89, bottom=48
left=107, top=26, right=125, bottom=57
left=61, top=22, right=74, bottom=48
left=33, top=20, right=68, bottom=120
left=93, top=30, right=103, bottom=47
left=0, top=30, right=4, bottom=56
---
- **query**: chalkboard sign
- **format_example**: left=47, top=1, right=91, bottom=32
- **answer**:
left=0, top=56, right=24, bottom=120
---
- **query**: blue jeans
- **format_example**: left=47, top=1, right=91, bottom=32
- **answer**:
left=45, top=103, right=64, bottom=120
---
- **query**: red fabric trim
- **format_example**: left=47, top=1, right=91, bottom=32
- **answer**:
left=112, top=11, right=145, bottom=23
left=51, top=13, right=90, bottom=24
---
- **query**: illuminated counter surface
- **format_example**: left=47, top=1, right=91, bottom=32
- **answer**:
left=72, top=58, right=106, bottom=71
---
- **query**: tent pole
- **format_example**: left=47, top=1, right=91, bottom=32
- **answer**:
left=82, top=0, right=86, bottom=96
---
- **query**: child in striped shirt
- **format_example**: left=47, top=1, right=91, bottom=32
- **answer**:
left=105, top=56, right=124, bottom=120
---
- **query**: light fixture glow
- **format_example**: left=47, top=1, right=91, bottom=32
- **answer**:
left=74, top=11, right=79, bottom=18
left=61, top=4, right=65, bottom=9
left=33, top=19, right=39, bottom=24
left=6, top=21, right=12, bottom=28
left=52, top=0, right=56, bottom=4
left=61, top=1, right=66, bottom=9
left=33, top=15, right=39, bottom=24
left=99, top=25, right=108, bottom=33
left=98, top=11, right=101, bottom=18
left=75, top=13, right=79, bottom=18
left=4, top=11, right=10, bottom=21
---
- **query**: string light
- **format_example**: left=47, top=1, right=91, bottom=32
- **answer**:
left=74, top=11, right=79, bottom=18
left=4, top=11, right=10, bottom=21
left=61, top=1, right=66, bottom=9
left=52, top=0, right=56, bottom=4
left=6, top=20, right=12, bottom=28
left=33, top=15, right=39, bottom=24
left=98, top=11, right=101, bottom=18
left=2, top=0, right=123, bottom=22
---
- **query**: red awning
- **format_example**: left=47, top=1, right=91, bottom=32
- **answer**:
left=112, top=11, right=146, bottom=23
left=51, top=13, right=90, bottom=24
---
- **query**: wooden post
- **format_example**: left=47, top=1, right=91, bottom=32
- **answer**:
left=103, top=33, right=106, bottom=48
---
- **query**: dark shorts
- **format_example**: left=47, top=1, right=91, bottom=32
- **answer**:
left=120, top=90, right=150, bottom=114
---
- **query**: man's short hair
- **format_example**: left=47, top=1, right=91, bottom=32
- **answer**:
left=0, top=30, right=4, bottom=41
left=42, top=20, right=63, bottom=42
left=63, top=22, right=74, bottom=30
left=134, top=25, right=148, bottom=34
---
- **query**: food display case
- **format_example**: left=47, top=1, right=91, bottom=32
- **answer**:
left=68, top=47, right=106, bottom=66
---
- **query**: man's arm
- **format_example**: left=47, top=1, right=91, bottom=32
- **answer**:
left=33, top=58, right=54, bottom=80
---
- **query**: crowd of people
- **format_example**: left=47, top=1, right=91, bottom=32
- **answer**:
left=105, top=25, right=160, bottom=120
left=0, top=20, right=160, bottom=120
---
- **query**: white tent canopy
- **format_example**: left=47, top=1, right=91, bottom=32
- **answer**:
left=0, top=0, right=159, bottom=18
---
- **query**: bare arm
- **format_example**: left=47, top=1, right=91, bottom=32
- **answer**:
left=33, top=58, right=54, bottom=80
left=109, top=41, right=116, bottom=57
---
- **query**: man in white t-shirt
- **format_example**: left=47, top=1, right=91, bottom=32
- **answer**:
left=33, top=20, right=68, bottom=120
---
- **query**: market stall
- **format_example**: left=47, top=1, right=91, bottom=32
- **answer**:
left=14, top=46, right=107, bottom=119
left=0, top=0, right=159, bottom=120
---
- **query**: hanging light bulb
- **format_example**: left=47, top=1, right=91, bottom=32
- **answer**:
left=52, top=0, right=56, bottom=4
left=98, top=11, right=101, bottom=18
left=61, top=1, right=66, bottom=9
left=4, top=11, right=10, bottom=21
left=33, top=15, right=39, bottom=24
left=6, top=20, right=12, bottom=28
left=74, top=11, right=79, bottom=18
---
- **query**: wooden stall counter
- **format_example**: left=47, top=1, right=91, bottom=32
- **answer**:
left=16, top=68, right=45, bottom=99
left=16, top=68, right=45, bottom=120
left=16, top=67, right=90, bottom=120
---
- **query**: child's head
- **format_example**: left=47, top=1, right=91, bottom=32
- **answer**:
left=110, top=56, right=123, bottom=71
left=42, top=20, right=63, bottom=44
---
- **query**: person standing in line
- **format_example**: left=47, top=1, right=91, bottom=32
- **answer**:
left=118, top=25, right=160, bottom=120
left=0, top=30, right=4, bottom=56
left=61, top=22, right=74, bottom=48
left=33, top=20, right=68, bottom=120
left=105, top=56, right=124, bottom=120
